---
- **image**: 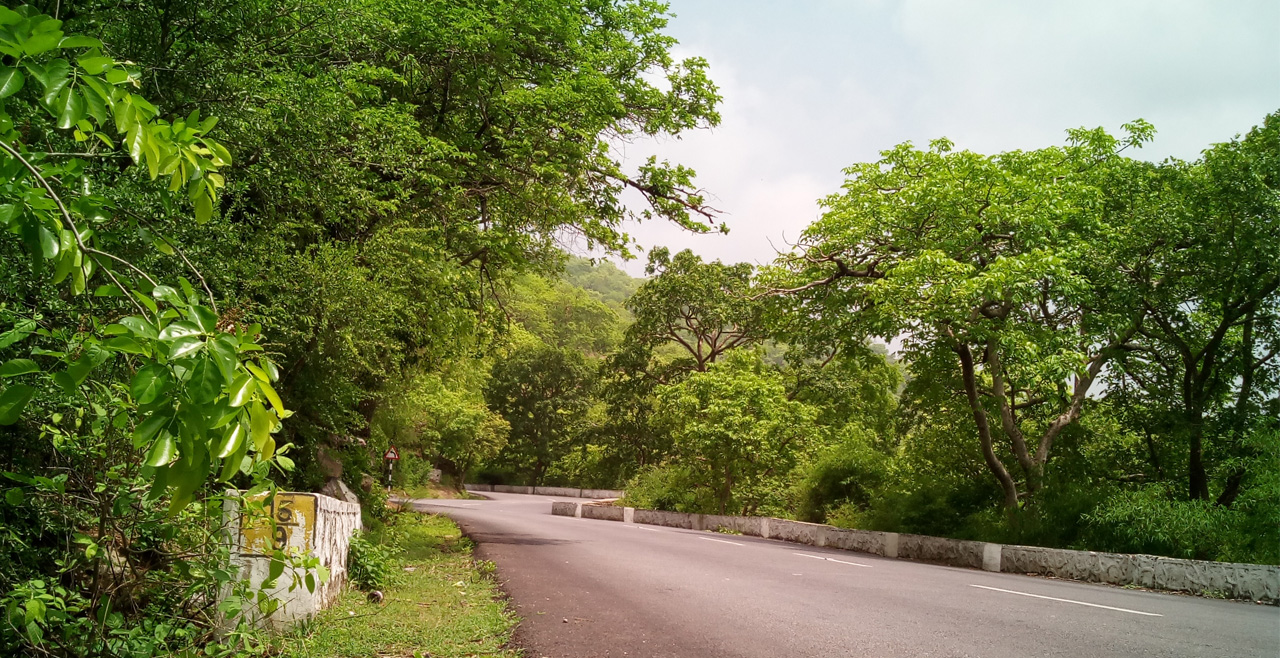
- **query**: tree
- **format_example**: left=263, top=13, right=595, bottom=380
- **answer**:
left=655, top=350, right=818, bottom=515
left=0, top=7, right=299, bottom=653
left=484, top=340, right=596, bottom=485
left=65, top=0, right=723, bottom=489
left=507, top=272, right=625, bottom=356
left=1114, top=111, right=1280, bottom=503
left=775, top=125, right=1155, bottom=509
left=374, top=366, right=508, bottom=489
left=626, top=247, right=764, bottom=373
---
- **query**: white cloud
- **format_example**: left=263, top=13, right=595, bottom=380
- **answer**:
left=606, top=0, right=1280, bottom=275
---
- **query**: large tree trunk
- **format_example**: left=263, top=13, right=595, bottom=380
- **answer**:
left=956, top=343, right=1020, bottom=509
left=1186, top=407, right=1210, bottom=501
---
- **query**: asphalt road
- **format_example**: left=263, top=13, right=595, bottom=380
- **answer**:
left=406, top=492, right=1279, bottom=658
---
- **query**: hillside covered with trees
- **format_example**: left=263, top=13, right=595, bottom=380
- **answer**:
left=0, top=1, right=1275, bottom=656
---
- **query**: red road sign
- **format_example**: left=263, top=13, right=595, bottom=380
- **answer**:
left=383, top=446, right=400, bottom=461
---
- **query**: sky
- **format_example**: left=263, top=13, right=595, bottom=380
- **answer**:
left=602, top=0, right=1280, bottom=276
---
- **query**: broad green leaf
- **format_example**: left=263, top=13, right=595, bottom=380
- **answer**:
left=257, top=379, right=286, bottom=417
left=126, top=123, right=144, bottom=164
left=54, top=87, right=85, bottom=129
left=51, top=250, right=75, bottom=284
left=188, top=358, right=223, bottom=404
left=0, top=359, right=39, bottom=377
left=5, top=487, right=23, bottom=506
left=215, top=422, right=244, bottom=459
left=130, top=290, right=159, bottom=316
left=245, top=362, right=269, bottom=383
left=38, top=225, right=59, bottom=260
left=151, top=285, right=184, bottom=307
left=23, top=30, right=63, bottom=56
left=209, top=336, right=238, bottom=382
left=249, top=401, right=272, bottom=453
left=118, top=316, right=158, bottom=340
left=59, top=36, right=101, bottom=49
left=0, top=65, right=23, bottom=98
left=266, top=554, right=284, bottom=585
left=168, top=335, right=203, bottom=360
left=218, top=430, right=249, bottom=481
left=189, top=305, right=218, bottom=333
left=130, top=364, right=172, bottom=405
left=157, top=320, right=201, bottom=341
left=34, top=58, right=70, bottom=105
left=260, top=359, right=280, bottom=382
left=132, top=411, right=171, bottom=449
left=104, top=336, right=147, bottom=355
left=227, top=374, right=256, bottom=408
left=0, top=385, right=35, bottom=424
left=77, top=54, right=111, bottom=74
left=194, top=191, right=213, bottom=223
left=104, top=68, right=129, bottom=85
left=144, top=432, right=176, bottom=467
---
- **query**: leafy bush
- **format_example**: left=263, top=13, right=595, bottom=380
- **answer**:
left=1084, top=485, right=1278, bottom=563
left=347, top=531, right=397, bottom=592
left=790, top=432, right=891, bottom=523
left=623, top=464, right=715, bottom=513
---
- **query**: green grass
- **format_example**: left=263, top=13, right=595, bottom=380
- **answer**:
left=280, top=512, right=520, bottom=658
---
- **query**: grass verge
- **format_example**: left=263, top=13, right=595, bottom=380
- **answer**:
left=280, top=511, right=519, bottom=658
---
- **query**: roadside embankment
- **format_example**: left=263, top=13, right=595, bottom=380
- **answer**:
left=280, top=510, right=519, bottom=658
left=552, top=501, right=1280, bottom=603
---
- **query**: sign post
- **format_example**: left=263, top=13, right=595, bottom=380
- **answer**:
left=383, top=445, right=400, bottom=491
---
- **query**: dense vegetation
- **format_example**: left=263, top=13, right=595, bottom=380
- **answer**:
left=0, top=1, right=718, bottom=655
left=451, top=118, right=1280, bottom=570
left=0, top=1, right=1275, bottom=656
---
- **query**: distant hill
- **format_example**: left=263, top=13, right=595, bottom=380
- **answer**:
left=562, top=257, right=643, bottom=315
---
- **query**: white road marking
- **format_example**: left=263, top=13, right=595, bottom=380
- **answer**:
left=969, top=585, right=1162, bottom=617
left=637, top=526, right=660, bottom=532
left=793, top=552, right=872, bottom=568
left=699, top=536, right=744, bottom=546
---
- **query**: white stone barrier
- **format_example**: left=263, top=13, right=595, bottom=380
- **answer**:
left=223, top=491, right=362, bottom=629
left=464, top=484, right=624, bottom=499
left=551, top=504, right=1280, bottom=602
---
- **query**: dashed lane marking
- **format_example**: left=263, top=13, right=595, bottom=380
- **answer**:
left=793, top=552, right=872, bottom=568
left=699, top=536, right=744, bottom=546
left=969, top=584, right=1162, bottom=617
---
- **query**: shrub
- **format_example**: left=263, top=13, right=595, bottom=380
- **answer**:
left=623, top=464, right=715, bottom=513
left=347, top=531, right=397, bottom=592
left=790, top=433, right=890, bottom=523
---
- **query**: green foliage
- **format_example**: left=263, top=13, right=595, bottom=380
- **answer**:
left=374, top=362, right=508, bottom=489
left=563, top=256, right=643, bottom=315
left=791, top=428, right=891, bottom=523
left=626, top=248, right=764, bottom=373
left=622, top=463, right=716, bottom=514
left=347, top=530, right=397, bottom=592
left=483, top=340, right=596, bottom=485
left=654, top=350, right=819, bottom=515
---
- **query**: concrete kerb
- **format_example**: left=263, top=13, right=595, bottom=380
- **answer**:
left=463, top=484, right=623, bottom=499
left=550, top=503, right=1280, bottom=602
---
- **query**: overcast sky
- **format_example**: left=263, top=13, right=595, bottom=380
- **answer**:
left=603, top=0, right=1280, bottom=276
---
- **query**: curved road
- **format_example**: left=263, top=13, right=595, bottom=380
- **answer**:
left=406, top=492, right=1278, bottom=658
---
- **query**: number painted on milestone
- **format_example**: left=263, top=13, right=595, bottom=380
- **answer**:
left=239, top=493, right=316, bottom=555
